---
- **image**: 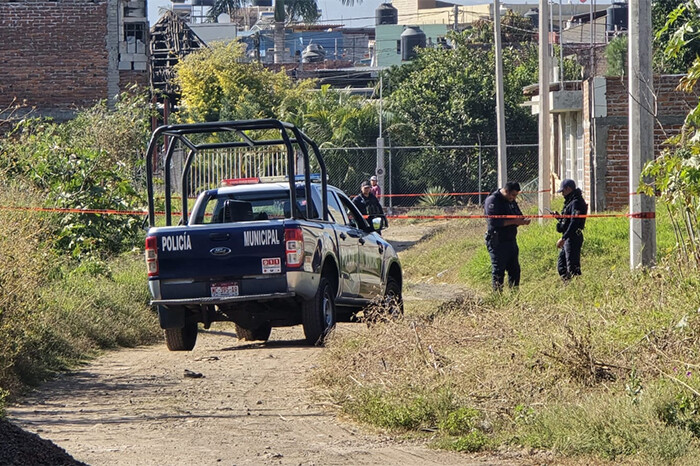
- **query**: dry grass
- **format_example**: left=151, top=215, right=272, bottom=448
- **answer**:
left=314, top=216, right=700, bottom=463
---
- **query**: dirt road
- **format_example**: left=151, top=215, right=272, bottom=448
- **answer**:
left=7, top=222, right=518, bottom=465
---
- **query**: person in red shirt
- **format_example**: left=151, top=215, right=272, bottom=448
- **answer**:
left=370, top=175, right=381, bottom=198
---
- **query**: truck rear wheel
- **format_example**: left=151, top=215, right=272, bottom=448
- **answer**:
left=235, top=323, right=272, bottom=342
left=164, top=323, right=198, bottom=351
left=302, top=277, right=336, bottom=345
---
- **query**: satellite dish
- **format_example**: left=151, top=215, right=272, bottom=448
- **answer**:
left=218, top=13, right=231, bottom=23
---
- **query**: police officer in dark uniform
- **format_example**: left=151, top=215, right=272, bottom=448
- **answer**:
left=555, top=179, right=587, bottom=280
left=484, top=182, right=530, bottom=291
left=353, top=181, right=384, bottom=217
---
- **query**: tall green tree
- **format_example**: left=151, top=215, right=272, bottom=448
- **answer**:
left=384, top=31, right=542, bottom=194
left=173, top=41, right=314, bottom=122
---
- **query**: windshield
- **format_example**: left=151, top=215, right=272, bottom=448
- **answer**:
left=190, top=187, right=319, bottom=225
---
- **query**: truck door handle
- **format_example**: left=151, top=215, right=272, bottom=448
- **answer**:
left=339, top=232, right=347, bottom=240
left=209, top=233, right=230, bottom=241
left=378, top=245, right=384, bottom=254
left=358, top=238, right=365, bottom=245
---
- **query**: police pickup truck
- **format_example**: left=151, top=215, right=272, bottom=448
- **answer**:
left=144, top=120, right=402, bottom=350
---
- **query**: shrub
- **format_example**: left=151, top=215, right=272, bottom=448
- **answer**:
left=1, top=91, right=151, bottom=259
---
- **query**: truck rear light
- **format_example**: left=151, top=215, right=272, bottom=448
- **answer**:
left=284, top=227, right=304, bottom=268
left=145, top=236, right=159, bottom=277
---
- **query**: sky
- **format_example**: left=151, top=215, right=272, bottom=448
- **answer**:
left=147, top=0, right=587, bottom=29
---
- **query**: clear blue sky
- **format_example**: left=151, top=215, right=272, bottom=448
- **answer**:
left=148, top=1, right=602, bottom=29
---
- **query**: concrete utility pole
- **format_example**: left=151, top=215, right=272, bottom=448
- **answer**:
left=538, top=0, right=551, bottom=222
left=377, top=75, right=386, bottom=208
left=628, top=0, right=656, bottom=268
left=494, top=0, right=508, bottom=188
left=273, top=0, right=285, bottom=64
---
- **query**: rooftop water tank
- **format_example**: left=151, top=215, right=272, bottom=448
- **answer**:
left=401, top=26, right=426, bottom=61
left=376, top=3, right=398, bottom=25
left=524, top=8, right=538, bottom=28
left=253, top=0, right=273, bottom=6
left=302, top=43, right=326, bottom=63
left=606, top=2, right=628, bottom=32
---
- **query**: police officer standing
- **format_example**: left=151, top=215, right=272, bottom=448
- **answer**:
left=484, top=182, right=530, bottom=291
left=555, top=179, right=587, bottom=280
left=353, top=181, right=384, bottom=215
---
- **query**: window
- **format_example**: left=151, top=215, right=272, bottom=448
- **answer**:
left=327, top=191, right=346, bottom=225
left=337, top=193, right=367, bottom=230
left=124, top=22, right=146, bottom=44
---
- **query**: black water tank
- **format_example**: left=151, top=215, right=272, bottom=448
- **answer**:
left=376, top=3, right=398, bottom=25
left=606, top=2, right=628, bottom=32
left=192, top=0, right=215, bottom=5
left=524, top=8, right=538, bottom=28
left=401, top=26, right=426, bottom=61
left=253, top=0, right=273, bottom=6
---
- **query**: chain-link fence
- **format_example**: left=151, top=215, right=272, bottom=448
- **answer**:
left=320, top=144, right=538, bottom=211
left=165, top=143, right=539, bottom=211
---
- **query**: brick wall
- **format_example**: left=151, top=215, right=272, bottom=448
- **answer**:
left=599, top=75, right=694, bottom=210
left=0, top=1, right=111, bottom=111
left=119, top=70, right=150, bottom=90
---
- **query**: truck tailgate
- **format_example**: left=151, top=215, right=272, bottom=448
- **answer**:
left=152, top=222, right=288, bottom=299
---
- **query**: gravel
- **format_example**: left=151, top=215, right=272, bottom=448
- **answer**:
left=0, top=418, right=86, bottom=466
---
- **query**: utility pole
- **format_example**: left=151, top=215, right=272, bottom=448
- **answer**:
left=628, top=0, right=656, bottom=268
left=273, top=0, right=285, bottom=64
left=494, top=0, right=507, bottom=188
left=377, top=74, right=386, bottom=208
left=538, top=0, right=551, bottom=222
left=454, top=4, right=459, bottom=31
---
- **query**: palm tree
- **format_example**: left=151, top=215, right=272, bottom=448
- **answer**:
left=208, top=0, right=246, bottom=22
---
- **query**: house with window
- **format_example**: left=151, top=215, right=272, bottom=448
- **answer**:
left=525, top=75, right=696, bottom=212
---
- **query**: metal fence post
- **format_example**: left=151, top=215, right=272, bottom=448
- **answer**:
left=478, top=137, right=483, bottom=205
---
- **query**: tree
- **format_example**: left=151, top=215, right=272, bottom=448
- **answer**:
left=604, top=0, right=700, bottom=76
left=173, top=41, right=314, bottom=122
left=384, top=31, right=541, bottom=195
left=467, top=10, right=536, bottom=44
left=638, top=1, right=700, bottom=268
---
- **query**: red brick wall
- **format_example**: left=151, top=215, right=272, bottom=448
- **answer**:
left=602, top=76, right=693, bottom=210
left=0, top=1, right=109, bottom=110
left=119, top=70, right=150, bottom=90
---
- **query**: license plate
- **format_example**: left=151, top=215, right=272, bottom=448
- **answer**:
left=210, top=282, right=239, bottom=297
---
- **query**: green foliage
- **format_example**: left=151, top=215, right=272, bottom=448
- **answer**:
left=605, top=35, right=628, bottom=77
left=520, top=391, right=697, bottom=462
left=640, top=148, right=700, bottom=269
left=347, top=388, right=450, bottom=430
left=1, top=91, right=150, bottom=259
left=466, top=10, right=536, bottom=44
left=437, top=406, right=481, bottom=435
left=659, top=391, right=700, bottom=438
left=318, top=207, right=700, bottom=463
left=418, top=186, right=454, bottom=207
left=174, top=41, right=315, bottom=123
left=653, top=0, right=700, bottom=74
left=384, top=33, right=540, bottom=195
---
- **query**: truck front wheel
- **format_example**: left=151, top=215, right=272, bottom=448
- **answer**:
left=164, top=323, right=198, bottom=351
left=235, top=323, right=272, bottom=342
left=302, top=277, right=336, bottom=345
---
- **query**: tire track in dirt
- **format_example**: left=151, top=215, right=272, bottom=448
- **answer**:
left=7, top=222, right=522, bottom=465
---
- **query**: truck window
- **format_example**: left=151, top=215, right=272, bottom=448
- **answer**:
left=327, top=191, right=346, bottom=225
left=337, top=193, right=368, bottom=230
left=192, top=187, right=320, bottom=225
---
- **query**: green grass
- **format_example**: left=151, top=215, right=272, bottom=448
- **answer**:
left=316, top=205, right=700, bottom=464
left=0, top=197, right=159, bottom=409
